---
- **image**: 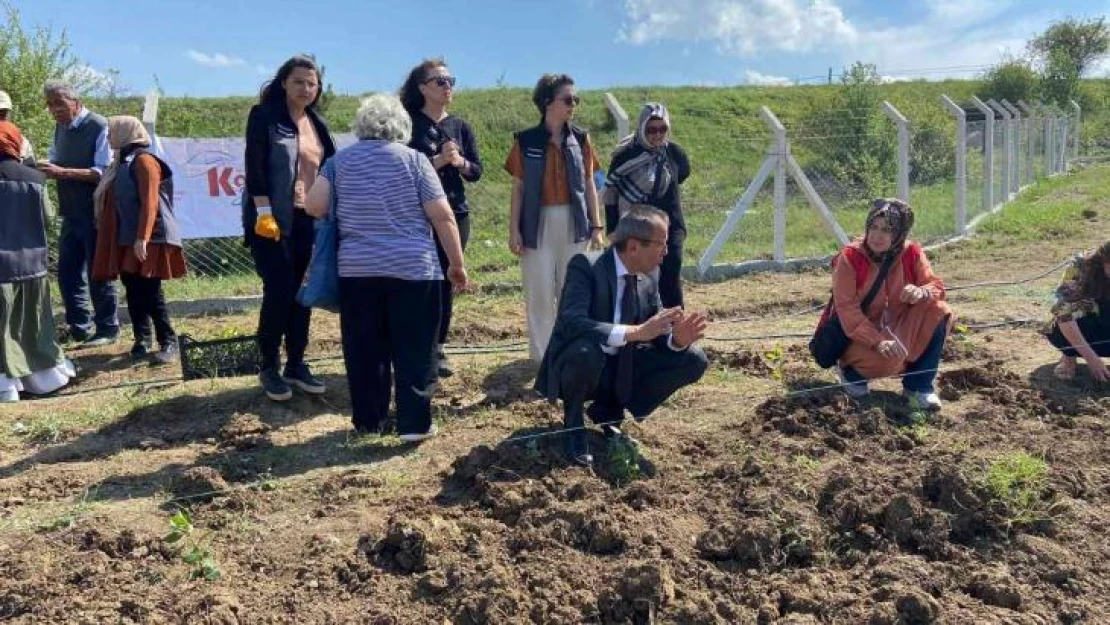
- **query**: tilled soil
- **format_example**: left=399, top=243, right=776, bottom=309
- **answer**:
left=2, top=186, right=1110, bottom=623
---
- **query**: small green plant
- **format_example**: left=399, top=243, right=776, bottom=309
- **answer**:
left=606, top=437, right=642, bottom=485
left=763, top=344, right=785, bottom=381
left=981, top=452, right=1051, bottom=528
left=163, top=509, right=221, bottom=581
left=791, top=454, right=821, bottom=473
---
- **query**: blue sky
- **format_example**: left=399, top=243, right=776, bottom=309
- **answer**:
left=16, top=0, right=1110, bottom=97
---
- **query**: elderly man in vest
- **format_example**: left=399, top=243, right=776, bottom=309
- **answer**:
left=535, top=206, right=710, bottom=467
left=37, top=80, right=119, bottom=346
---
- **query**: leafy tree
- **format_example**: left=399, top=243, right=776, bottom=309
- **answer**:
left=1040, top=48, right=1082, bottom=107
left=981, top=59, right=1039, bottom=104
left=802, top=62, right=895, bottom=196
left=0, top=1, right=91, bottom=153
left=1028, top=16, right=1110, bottom=78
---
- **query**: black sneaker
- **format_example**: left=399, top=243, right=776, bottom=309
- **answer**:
left=130, top=341, right=152, bottom=360
left=153, top=341, right=179, bottom=365
left=436, top=346, right=454, bottom=378
left=283, top=362, right=325, bottom=395
left=259, top=368, right=292, bottom=401
left=82, top=332, right=119, bottom=348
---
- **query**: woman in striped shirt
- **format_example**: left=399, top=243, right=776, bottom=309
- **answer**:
left=305, top=94, right=469, bottom=441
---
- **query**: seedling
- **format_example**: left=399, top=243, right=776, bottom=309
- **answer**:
left=163, top=509, right=221, bottom=581
left=607, top=436, right=642, bottom=485
left=980, top=452, right=1052, bottom=529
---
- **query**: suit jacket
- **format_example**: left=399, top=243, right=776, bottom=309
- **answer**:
left=535, top=247, right=664, bottom=401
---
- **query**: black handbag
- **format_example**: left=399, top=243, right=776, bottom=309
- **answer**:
left=809, top=253, right=896, bottom=369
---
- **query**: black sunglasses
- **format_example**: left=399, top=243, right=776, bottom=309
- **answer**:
left=423, top=75, right=456, bottom=88
left=644, top=124, right=669, bottom=136
left=555, top=94, right=580, bottom=107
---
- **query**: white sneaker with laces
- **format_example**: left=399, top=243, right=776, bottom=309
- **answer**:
left=835, top=366, right=870, bottom=398
left=904, top=389, right=942, bottom=411
left=399, top=424, right=438, bottom=443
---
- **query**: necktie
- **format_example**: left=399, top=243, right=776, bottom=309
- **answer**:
left=615, top=274, right=639, bottom=405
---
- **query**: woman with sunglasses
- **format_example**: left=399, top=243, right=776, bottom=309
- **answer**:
left=504, top=73, right=605, bottom=362
left=400, top=58, right=482, bottom=378
left=604, top=102, right=690, bottom=307
left=824, top=199, right=952, bottom=410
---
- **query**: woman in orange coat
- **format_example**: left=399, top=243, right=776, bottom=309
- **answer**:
left=831, top=199, right=952, bottom=409
left=92, top=116, right=186, bottom=364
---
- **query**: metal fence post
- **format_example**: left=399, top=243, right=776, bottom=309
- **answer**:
left=1016, top=100, right=1036, bottom=185
left=940, top=95, right=967, bottom=235
left=603, top=92, right=630, bottom=140
left=1001, top=100, right=1021, bottom=193
left=767, top=107, right=788, bottom=262
left=970, top=97, right=994, bottom=211
left=881, top=101, right=910, bottom=203
left=1068, top=99, right=1081, bottom=159
left=1043, top=104, right=1056, bottom=176
left=986, top=99, right=1012, bottom=202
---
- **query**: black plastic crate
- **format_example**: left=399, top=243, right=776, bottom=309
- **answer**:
left=179, top=333, right=261, bottom=381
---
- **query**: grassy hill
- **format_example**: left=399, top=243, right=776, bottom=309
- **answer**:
left=44, top=79, right=1110, bottom=285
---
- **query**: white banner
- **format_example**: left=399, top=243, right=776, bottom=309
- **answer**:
left=161, top=134, right=357, bottom=239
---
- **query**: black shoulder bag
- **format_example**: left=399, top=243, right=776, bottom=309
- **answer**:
left=809, top=253, right=896, bottom=369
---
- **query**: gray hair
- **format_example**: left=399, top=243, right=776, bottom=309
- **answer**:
left=43, top=79, right=78, bottom=101
left=611, top=205, right=669, bottom=250
left=351, top=93, right=411, bottom=143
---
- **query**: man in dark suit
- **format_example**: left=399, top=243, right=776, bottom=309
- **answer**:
left=535, top=206, right=709, bottom=466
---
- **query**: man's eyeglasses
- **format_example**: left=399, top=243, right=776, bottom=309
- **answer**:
left=635, top=237, right=667, bottom=248
left=644, top=124, right=668, bottom=136
left=557, top=94, right=581, bottom=107
left=424, top=76, right=456, bottom=88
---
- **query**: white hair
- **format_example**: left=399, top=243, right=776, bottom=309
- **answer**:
left=43, top=79, right=78, bottom=100
left=351, top=93, right=411, bottom=143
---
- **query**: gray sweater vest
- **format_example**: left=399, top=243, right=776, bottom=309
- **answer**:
left=52, top=111, right=107, bottom=223
left=114, top=150, right=182, bottom=247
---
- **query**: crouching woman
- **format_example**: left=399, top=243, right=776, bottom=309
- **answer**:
left=831, top=199, right=952, bottom=410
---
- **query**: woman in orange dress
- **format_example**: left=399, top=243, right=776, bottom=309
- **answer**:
left=831, top=199, right=952, bottom=410
left=92, top=116, right=186, bottom=364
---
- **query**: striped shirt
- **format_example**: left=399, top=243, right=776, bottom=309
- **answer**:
left=324, top=140, right=446, bottom=280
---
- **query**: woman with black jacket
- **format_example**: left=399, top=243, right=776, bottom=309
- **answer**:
left=604, top=102, right=690, bottom=308
left=242, top=54, right=337, bottom=401
left=400, top=58, right=482, bottom=378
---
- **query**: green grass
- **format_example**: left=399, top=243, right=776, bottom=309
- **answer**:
left=980, top=451, right=1052, bottom=528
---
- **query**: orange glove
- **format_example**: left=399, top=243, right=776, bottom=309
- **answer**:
left=254, top=211, right=280, bottom=241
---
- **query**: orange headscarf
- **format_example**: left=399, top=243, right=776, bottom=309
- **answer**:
left=0, top=121, right=23, bottom=161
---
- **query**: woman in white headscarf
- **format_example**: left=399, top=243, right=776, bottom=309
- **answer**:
left=604, top=102, right=690, bottom=307
left=92, top=116, right=187, bottom=365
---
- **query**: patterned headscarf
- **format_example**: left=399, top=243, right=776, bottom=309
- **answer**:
left=864, top=198, right=915, bottom=259
left=604, top=102, right=673, bottom=214
left=0, top=121, right=23, bottom=161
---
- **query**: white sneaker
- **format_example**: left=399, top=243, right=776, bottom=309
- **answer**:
left=904, top=389, right=942, bottom=411
left=399, top=424, right=438, bottom=443
left=0, top=387, right=18, bottom=403
left=835, top=366, right=870, bottom=398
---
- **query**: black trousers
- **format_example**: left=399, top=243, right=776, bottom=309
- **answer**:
left=338, top=276, right=442, bottom=435
left=433, top=212, right=470, bottom=345
left=250, top=210, right=314, bottom=371
left=120, top=272, right=175, bottom=346
left=1046, top=311, right=1110, bottom=358
left=658, top=238, right=684, bottom=309
left=557, top=338, right=709, bottom=430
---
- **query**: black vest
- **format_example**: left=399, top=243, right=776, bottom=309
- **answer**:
left=0, top=159, right=50, bottom=282
left=114, top=150, right=182, bottom=247
left=515, top=123, right=590, bottom=249
left=52, top=111, right=107, bottom=223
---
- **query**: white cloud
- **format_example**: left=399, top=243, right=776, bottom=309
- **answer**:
left=619, top=0, right=857, bottom=56
left=186, top=50, right=248, bottom=68
left=742, top=70, right=792, bottom=86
